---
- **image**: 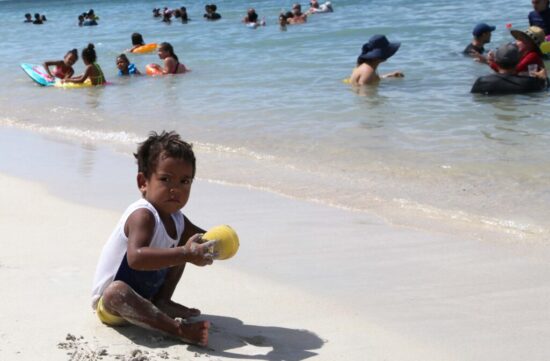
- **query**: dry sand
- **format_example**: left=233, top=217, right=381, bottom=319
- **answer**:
left=1, top=129, right=550, bottom=361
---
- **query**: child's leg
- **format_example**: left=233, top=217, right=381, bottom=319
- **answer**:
left=101, top=281, right=209, bottom=346
left=152, top=264, right=201, bottom=319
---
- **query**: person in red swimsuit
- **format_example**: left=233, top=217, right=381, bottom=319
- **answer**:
left=43, top=49, right=78, bottom=80
left=489, top=26, right=545, bottom=75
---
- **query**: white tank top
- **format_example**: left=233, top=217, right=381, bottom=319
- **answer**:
left=91, top=198, right=184, bottom=309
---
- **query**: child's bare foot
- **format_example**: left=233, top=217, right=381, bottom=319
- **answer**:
left=155, top=299, right=200, bottom=319
left=175, top=318, right=210, bottom=347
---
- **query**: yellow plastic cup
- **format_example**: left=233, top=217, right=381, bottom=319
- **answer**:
left=201, top=225, right=239, bottom=260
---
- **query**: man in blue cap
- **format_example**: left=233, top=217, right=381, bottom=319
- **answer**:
left=464, top=23, right=496, bottom=60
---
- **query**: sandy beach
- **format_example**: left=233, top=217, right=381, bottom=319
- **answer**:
left=1, top=128, right=550, bottom=361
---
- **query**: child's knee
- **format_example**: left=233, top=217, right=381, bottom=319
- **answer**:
left=102, top=280, right=132, bottom=306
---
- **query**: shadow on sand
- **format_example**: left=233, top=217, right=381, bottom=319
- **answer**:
left=112, top=314, right=324, bottom=361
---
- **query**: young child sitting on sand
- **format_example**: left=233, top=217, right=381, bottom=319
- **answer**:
left=349, top=34, right=404, bottom=86
left=91, top=131, right=214, bottom=347
left=63, top=43, right=106, bottom=86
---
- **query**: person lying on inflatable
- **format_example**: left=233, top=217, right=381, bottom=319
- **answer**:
left=307, top=0, right=333, bottom=14
left=44, top=49, right=78, bottom=80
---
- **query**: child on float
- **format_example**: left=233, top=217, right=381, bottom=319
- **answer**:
left=116, top=54, right=141, bottom=76
left=128, top=33, right=146, bottom=53
left=44, top=49, right=78, bottom=80
left=63, top=43, right=106, bottom=86
left=349, top=34, right=404, bottom=86
left=91, top=131, right=213, bottom=347
left=489, top=26, right=545, bottom=75
left=150, top=42, right=188, bottom=74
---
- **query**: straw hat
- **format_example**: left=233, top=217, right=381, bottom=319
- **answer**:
left=510, top=26, right=545, bottom=54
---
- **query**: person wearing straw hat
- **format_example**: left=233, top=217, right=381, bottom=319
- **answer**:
left=528, top=0, right=550, bottom=36
left=489, top=26, right=546, bottom=74
left=349, top=34, right=404, bottom=86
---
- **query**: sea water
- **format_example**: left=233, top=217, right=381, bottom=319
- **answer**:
left=0, top=0, right=549, bottom=243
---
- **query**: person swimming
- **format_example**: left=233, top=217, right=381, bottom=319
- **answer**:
left=307, top=0, right=333, bottom=14
left=44, top=49, right=78, bottom=80
left=162, top=10, right=172, bottom=23
left=116, top=54, right=141, bottom=76
left=129, top=33, right=146, bottom=52
left=242, top=8, right=265, bottom=27
left=33, top=13, right=43, bottom=24
left=279, top=13, right=288, bottom=30
left=173, top=7, right=189, bottom=22
left=204, top=4, right=221, bottom=20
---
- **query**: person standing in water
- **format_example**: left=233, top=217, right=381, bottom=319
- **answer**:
left=349, top=34, right=404, bottom=86
left=529, top=0, right=550, bottom=36
left=464, top=23, right=496, bottom=62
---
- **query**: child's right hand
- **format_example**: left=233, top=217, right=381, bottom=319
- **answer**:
left=182, top=233, right=215, bottom=266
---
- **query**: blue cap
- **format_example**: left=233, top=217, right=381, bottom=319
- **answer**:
left=473, top=23, right=496, bottom=37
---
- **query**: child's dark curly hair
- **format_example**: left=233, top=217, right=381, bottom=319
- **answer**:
left=134, top=131, right=196, bottom=179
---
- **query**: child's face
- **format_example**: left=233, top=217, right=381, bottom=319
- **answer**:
left=116, top=57, right=129, bottom=70
left=138, top=156, right=194, bottom=216
left=64, top=53, right=77, bottom=66
left=158, top=47, right=168, bottom=59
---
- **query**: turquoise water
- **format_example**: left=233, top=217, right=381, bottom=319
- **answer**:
left=1, top=0, right=549, bottom=242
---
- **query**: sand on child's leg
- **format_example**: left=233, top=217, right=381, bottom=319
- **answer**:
left=101, top=281, right=209, bottom=346
left=151, top=262, right=201, bottom=319
left=155, top=299, right=201, bottom=319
